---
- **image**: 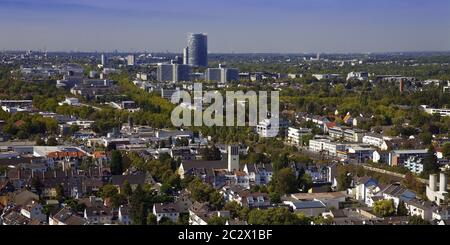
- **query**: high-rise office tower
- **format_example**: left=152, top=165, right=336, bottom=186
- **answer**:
left=183, top=47, right=189, bottom=65
left=187, top=33, right=208, bottom=67
left=101, top=54, right=106, bottom=66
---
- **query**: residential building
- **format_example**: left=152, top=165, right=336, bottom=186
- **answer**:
left=189, top=202, right=230, bottom=225
left=404, top=156, right=425, bottom=174
left=49, top=207, right=88, bottom=225
left=283, top=200, right=327, bottom=217
left=379, top=183, right=416, bottom=208
left=309, top=139, right=346, bottom=157
left=20, top=200, right=47, bottom=222
left=362, top=133, right=388, bottom=150
left=287, top=127, right=312, bottom=146
left=347, top=71, right=368, bottom=81
left=420, top=105, right=450, bottom=117
left=118, top=205, right=131, bottom=225
left=83, top=206, right=113, bottom=225
left=243, top=163, right=273, bottom=185
left=153, top=203, right=180, bottom=223
left=312, top=74, right=340, bottom=80
left=289, top=192, right=346, bottom=210
left=256, top=118, right=288, bottom=138
left=328, top=126, right=366, bottom=142
left=388, top=149, right=429, bottom=166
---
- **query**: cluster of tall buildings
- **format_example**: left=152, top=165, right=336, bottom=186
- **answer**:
left=155, top=33, right=240, bottom=83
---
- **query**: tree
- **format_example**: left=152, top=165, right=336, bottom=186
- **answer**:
left=146, top=213, right=157, bottom=225
left=110, top=193, right=127, bottom=208
left=31, top=177, right=44, bottom=197
left=36, top=138, right=46, bottom=146
left=269, top=192, right=281, bottom=204
left=396, top=200, right=408, bottom=216
left=422, top=146, right=439, bottom=174
left=373, top=199, right=396, bottom=217
left=99, top=184, right=119, bottom=199
left=55, top=184, right=65, bottom=202
left=207, top=216, right=228, bottom=225
left=224, top=201, right=243, bottom=219
left=271, top=167, right=297, bottom=195
left=247, top=207, right=308, bottom=225
left=312, top=215, right=334, bottom=225
left=110, top=150, right=124, bottom=175
left=408, top=215, right=430, bottom=225
left=201, top=145, right=222, bottom=161
left=442, top=143, right=450, bottom=159
left=46, top=137, right=58, bottom=146
left=187, top=178, right=225, bottom=210
left=208, top=191, right=225, bottom=210
left=159, top=217, right=176, bottom=225
left=337, top=171, right=352, bottom=191
left=122, top=180, right=132, bottom=197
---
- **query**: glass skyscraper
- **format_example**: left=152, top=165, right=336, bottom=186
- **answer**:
left=187, top=33, right=208, bottom=67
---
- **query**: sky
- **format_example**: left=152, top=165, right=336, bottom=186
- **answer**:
left=0, top=0, right=449, bottom=53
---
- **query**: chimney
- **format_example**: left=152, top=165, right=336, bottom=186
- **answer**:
left=440, top=173, right=448, bottom=192
left=430, top=174, right=438, bottom=192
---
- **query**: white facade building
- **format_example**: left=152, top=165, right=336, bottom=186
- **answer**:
left=287, top=127, right=312, bottom=146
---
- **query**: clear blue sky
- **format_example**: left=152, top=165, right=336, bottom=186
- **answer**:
left=0, top=0, right=449, bottom=53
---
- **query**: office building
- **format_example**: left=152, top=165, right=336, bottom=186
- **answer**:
left=183, top=47, right=189, bottom=65
left=157, top=63, right=191, bottom=82
left=157, top=64, right=174, bottom=82
left=187, top=33, right=208, bottom=67
left=205, top=64, right=239, bottom=83
left=205, top=68, right=221, bottom=82
left=127, top=55, right=135, bottom=66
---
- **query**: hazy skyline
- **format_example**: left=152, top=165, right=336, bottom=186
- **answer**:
left=1, top=0, right=450, bottom=53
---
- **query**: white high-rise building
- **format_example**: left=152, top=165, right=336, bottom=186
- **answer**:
left=127, top=55, right=135, bottom=66
left=101, top=54, right=106, bottom=66
left=183, top=47, right=189, bottom=65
